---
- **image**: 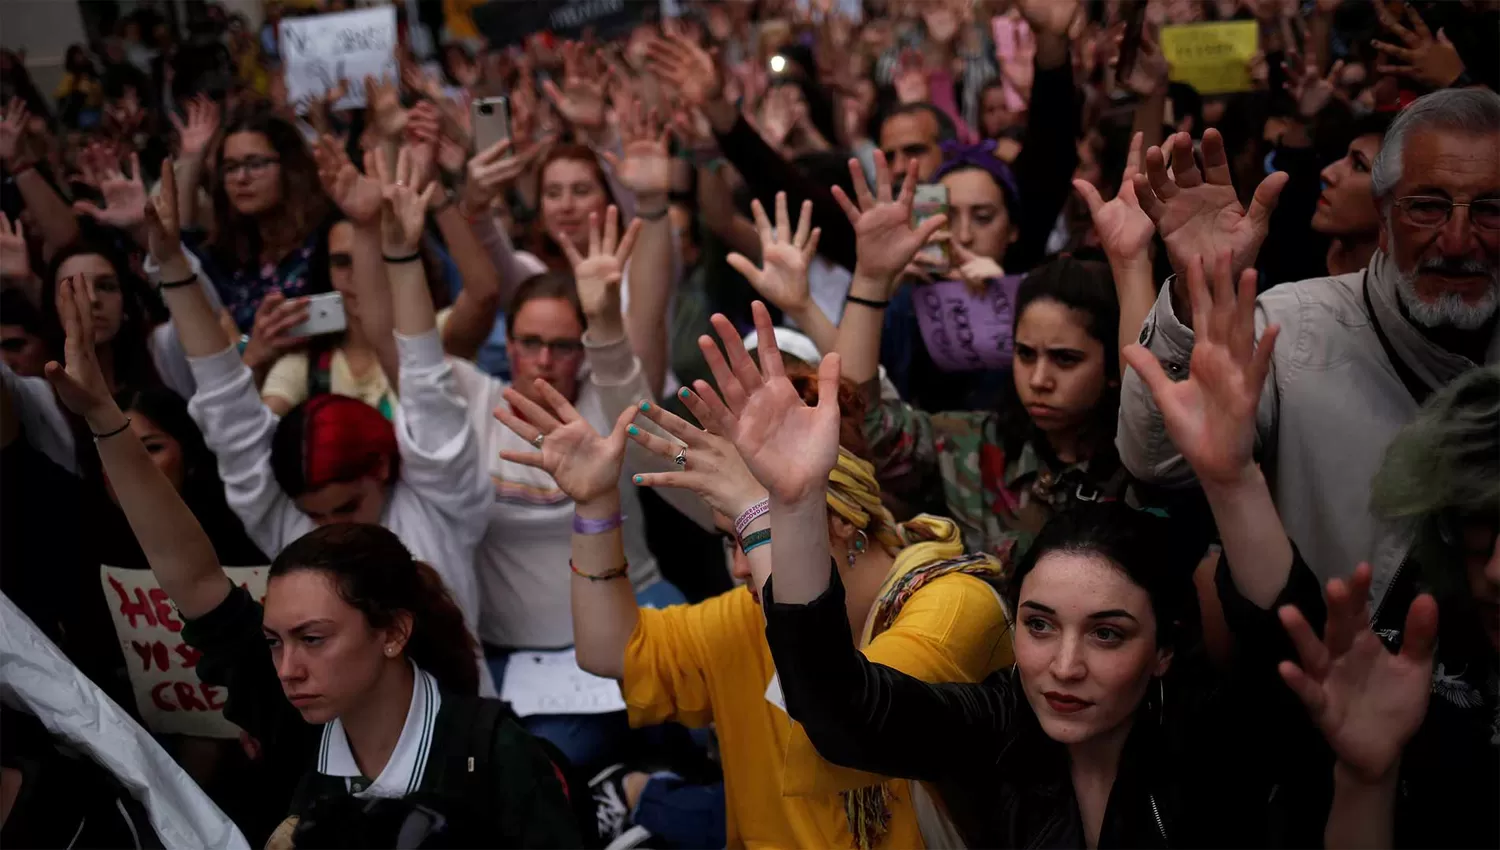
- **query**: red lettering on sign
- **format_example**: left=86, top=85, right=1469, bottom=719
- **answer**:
left=173, top=642, right=203, bottom=669
left=130, top=640, right=155, bottom=671
left=150, top=681, right=177, bottom=711
left=150, top=681, right=227, bottom=713
left=109, top=576, right=157, bottom=628
left=148, top=588, right=182, bottom=633
left=173, top=682, right=209, bottom=711
left=203, top=684, right=226, bottom=711
left=132, top=640, right=170, bottom=671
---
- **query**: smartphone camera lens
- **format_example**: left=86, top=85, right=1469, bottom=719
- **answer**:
left=479, top=103, right=493, bottom=115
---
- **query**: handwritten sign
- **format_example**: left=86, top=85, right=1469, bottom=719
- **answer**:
left=1161, top=21, right=1259, bottom=96
left=914, top=277, right=1021, bottom=372
left=499, top=649, right=627, bottom=717
left=280, top=7, right=397, bottom=111
left=102, top=566, right=268, bottom=738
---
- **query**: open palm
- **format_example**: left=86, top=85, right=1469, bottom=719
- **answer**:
left=494, top=381, right=632, bottom=505
left=314, top=136, right=383, bottom=225
left=1076, top=132, right=1153, bottom=262
left=644, top=24, right=721, bottom=108
left=555, top=206, right=640, bottom=320
left=1123, top=253, right=1278, bottom=488
left=727, top=193, right=819, bottom=314
left=76, top=156, right=148, bottom=229
left=832, top=149, right=947, bottom=292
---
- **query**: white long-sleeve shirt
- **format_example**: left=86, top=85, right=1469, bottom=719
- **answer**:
left=185, top=329, right=495, bottom=691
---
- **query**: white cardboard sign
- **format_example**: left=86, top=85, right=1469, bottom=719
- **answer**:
left=500, top=648, right=627, bottom=717
left=101, top=565, right=268, bottom=738
left=280, top=7, right=397, bottom=111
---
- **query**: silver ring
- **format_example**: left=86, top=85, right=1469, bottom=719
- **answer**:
left=533, top=433, right=545, bottom=449
left=395, top=180, right=407, bottom=188
left=673, top=447, right=687, bottom=467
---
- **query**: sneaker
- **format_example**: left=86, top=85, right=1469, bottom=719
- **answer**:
left=588, top=763, right=635, bottom=842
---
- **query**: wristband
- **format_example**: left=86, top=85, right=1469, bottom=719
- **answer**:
left=845, top=294, right=889, bottom=310
left=91, top=417, right=132, bottom=440
left=740, top=528, right=772, bottom=555
left=383, top=251, right=422, bottom=264
left=734, top=498, right=770, bottom=537
left=569, top=558, right=630, bottom=582
left=635, top=205, right=669, bottom=222
left=573, top=511, right=624, bottom=535
left=158, top=274, right=198, bottom=290
left=7, top=160, right=37, bottom=178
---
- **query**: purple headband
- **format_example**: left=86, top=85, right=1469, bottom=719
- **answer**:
left=932, top=139, right=1021, bottom=214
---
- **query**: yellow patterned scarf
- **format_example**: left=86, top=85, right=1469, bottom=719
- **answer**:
left=826, top=448, right=903, bottom=555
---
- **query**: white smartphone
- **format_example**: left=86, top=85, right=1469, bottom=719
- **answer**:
left=285, top=292, right=347, bottom=338
left=471, top=96, right=511, bottom=153
left=912, top=184, right=950, bottom=268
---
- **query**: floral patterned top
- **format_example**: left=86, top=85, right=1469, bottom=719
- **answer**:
left=185, top=228, right=326, bottom=333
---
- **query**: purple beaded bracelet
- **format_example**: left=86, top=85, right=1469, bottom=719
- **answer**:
left=573, top=512, right=624, bottom=535
left=734, top=498, right=771, bottom=537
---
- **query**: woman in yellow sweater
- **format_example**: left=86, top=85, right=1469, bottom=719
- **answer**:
left=493, top=302, right=1014, bottom=849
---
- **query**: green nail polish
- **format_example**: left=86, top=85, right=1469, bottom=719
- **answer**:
left=627, top=425, right=640, bottom=435
left=639, top=401, right=651, bottom=411
left=678, top=387, right=690, bottom=398
left=633, top=475, right=644, bottom=484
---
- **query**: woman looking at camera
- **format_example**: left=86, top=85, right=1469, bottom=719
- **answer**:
left=496, top=301, right=1014, bottom=848
left=38, top=275, right=579, bottom=847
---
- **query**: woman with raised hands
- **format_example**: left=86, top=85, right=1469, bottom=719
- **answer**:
left=39, top=273, right=580, bottom=848
left=1127, top=250, right=1498, bottom=849
left=497, top=300, right=1014, bottom=849
left=142, top=151, right=494, bottom=690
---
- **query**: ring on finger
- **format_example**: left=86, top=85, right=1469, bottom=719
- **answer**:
left=673, top=447, right=687, bottom=467
left=533, top=433, right=545, bottom=449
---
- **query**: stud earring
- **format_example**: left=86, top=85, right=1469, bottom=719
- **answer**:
left=385, top=645, right=396, bottom=657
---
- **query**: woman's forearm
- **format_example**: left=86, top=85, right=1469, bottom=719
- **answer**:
left=834, top=271, right=889, bottom=384
left=1202, top=467, right=1293, bottom=609
left=157, top=253, right=232, bottom=357
left=175, top=156, right=206, bottom=231
left=786, top=303, right=840, bottom=356
left=15, top=169, right=80, bottom=253
left=696, top=165, right=760, bottom=259
left=1131, top=91, right=1167, bottom=154
left=434, top=204, right=502, bottom=361
left=625, top=209, right=673, bottom=397
left=385, top=254, right=437, bottom=337
left=1326, top=762, right=1398, bottom=850
left=768, top=493, right=835, bottom=605
left=1112, top=259, right=1157, bottom=378
left=570, top=492, right=639, bottom=681
left=88, top=403, right=229, bottom=619
left=352, top=223, right=399, bottom=390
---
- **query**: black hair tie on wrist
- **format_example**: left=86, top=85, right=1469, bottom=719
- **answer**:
left=845, top=294, right=890, bottom=310
left=92, top=417, right=132, bottom=440
left=383, top=251, right=422, bottom=264
left=158, top=274, right=198, bottom=290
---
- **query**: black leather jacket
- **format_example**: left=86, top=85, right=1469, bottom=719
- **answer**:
left=763, top=561, right=1330, bottom=849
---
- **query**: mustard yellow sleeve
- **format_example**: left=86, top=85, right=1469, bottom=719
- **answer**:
left=621, top=587, right=758, bottom=730
left=260, top=351, right=309, bottom=409
left=782, top=574, right=1013, bottom=796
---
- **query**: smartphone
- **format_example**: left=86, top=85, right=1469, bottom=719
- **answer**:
left=285, top=292, right=347, bottom=338
left=912, top=184, right=949, bottom=269
left=1115, top=0, right=1148, bottom=87
left=471, top=96, right=511, bottom=154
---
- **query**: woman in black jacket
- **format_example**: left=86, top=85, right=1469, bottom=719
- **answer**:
left=39, top=275, right=581, bottom=848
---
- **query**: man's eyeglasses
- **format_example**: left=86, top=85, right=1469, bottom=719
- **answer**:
left=221, top=155, right=280, bottom=178
left=1392, top=196, right=1500, bottom=231
left=513, top=335, right=585, bottom=357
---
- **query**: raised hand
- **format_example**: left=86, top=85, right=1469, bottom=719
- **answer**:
left=1017, top=0, right=1081, bottom=38
left=43, top=277, right=116, bottom=419
left=74, top=152, right=148, bottom=230
left=1372, top=4, right=1466, bottom=89
left=0, top=97, right=28, bottom=165
left=372, top=145, right=438, bottom=256
left=1278, top=563, right=1437, bottom=784
left=949, top=240, right=1005, bottom=291
left=699, top=301, right=842, bottom=505
left=1112, top=21, right=1168, bottom=97
left=364, top=75, right=408, bottom=139
left=727, top=193, right=821, bottom=315
left=555, top=205, right=641, bottom=324
left=463, top=138, right=546, bottom=212
left=240, top=291, right=309, bottom=373
left=170, top=94, right=221, bottom=160
left=644, top=22, right=723, bottom=110
left=601, top=101, right=672, bottom=198
left=144, top=157, right=186, bottom=268
left=1282, top=51, right=1345, bottom=119
left=313, top=135, right=383, bottom=225
left=892, top=49, right=929, bottom=105
left=494, top=380, right=634, bottom=506
left=541, top=43, right=607, bottom=133
left=1133, top=129, right=1288, bottom=287
left=301, top=80, right=349, bottom=138
left=831, top=149, right=948, bottom=294
left=1075, top=131, right=1154, bottom=264
left=1123, top=251, right=1279, bottom=489
left=627, top=392, right=769, bottom=520
left=0, top=213, right=29, bottom=280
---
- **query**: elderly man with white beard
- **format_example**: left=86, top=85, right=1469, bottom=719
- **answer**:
left=1116, top=86, right=1500, bottom=610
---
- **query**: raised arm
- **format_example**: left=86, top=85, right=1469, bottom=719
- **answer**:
left=2, top=98, right=79, bottom=254
left=494, top=380, right=639, bottom=680
left=44, top=276, right=227, bottom=619
left=726, top=193, right=835, bottom=354
left=168, top=95, right=220, bottom=232
left=1074, top=132, right=1158, bottom=371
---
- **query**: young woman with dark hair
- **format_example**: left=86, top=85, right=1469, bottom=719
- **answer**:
left=38, top=275, right=580, bottom=846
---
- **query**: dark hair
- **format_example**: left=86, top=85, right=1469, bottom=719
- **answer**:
left=207, top=108, right=333, bottom=266
left=0, top=290, right=44, bottom=334
left=880, top=102, right=959, bottom=145
left=42, top=240, right=163, bottom=396
left=996, top=256, right=1121, bottom=462
left=504, top=271, right=586, bottom=337
left=271, top=524, right=479, bottom=696
left=1168, top=83, right=1204, bottom=136
left=527, top=144, right=619, bottom=271
left=270, top=395, right=399, bottom=497
left=1007, top=503, right=1202, bottom=653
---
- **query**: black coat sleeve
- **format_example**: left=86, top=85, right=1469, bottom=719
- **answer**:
left=762, top=562, right=1021, bottom=783
left=1004, top=59, right=1080, bottom=273
left=714, top=115, right=858, bottom=271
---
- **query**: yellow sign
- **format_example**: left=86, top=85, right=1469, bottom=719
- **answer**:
left=1161, top=21, right=1260, bottom=96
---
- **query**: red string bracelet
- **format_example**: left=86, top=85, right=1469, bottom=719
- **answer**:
left=570, top=559, right=630, bottom=582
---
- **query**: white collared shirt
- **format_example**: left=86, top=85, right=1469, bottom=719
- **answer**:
left=316, top=663, right=442, bottom=799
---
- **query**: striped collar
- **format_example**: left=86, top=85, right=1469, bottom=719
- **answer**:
left=316, top=662, right=442, bottom=799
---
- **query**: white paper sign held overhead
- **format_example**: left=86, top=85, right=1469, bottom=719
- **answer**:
left=280, top=7, right=397, bottom=111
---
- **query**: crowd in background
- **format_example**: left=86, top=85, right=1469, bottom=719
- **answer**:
left=0, top=0, right=1497, bottom=847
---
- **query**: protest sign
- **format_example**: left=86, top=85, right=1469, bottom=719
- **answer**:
left=499, top=648, right=627, bottom=716
left=1161, top=21, right=1259, bottom=95
left=102, top=566, right=268, bottom=738
left=914, top=277, right=1022, bottom=372
left=473, top=0, right=656, bottom=49
left=280, top=7, right=397, bottom=111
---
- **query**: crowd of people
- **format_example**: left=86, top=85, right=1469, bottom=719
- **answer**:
left=0, top=0, right=1496, bottom=847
